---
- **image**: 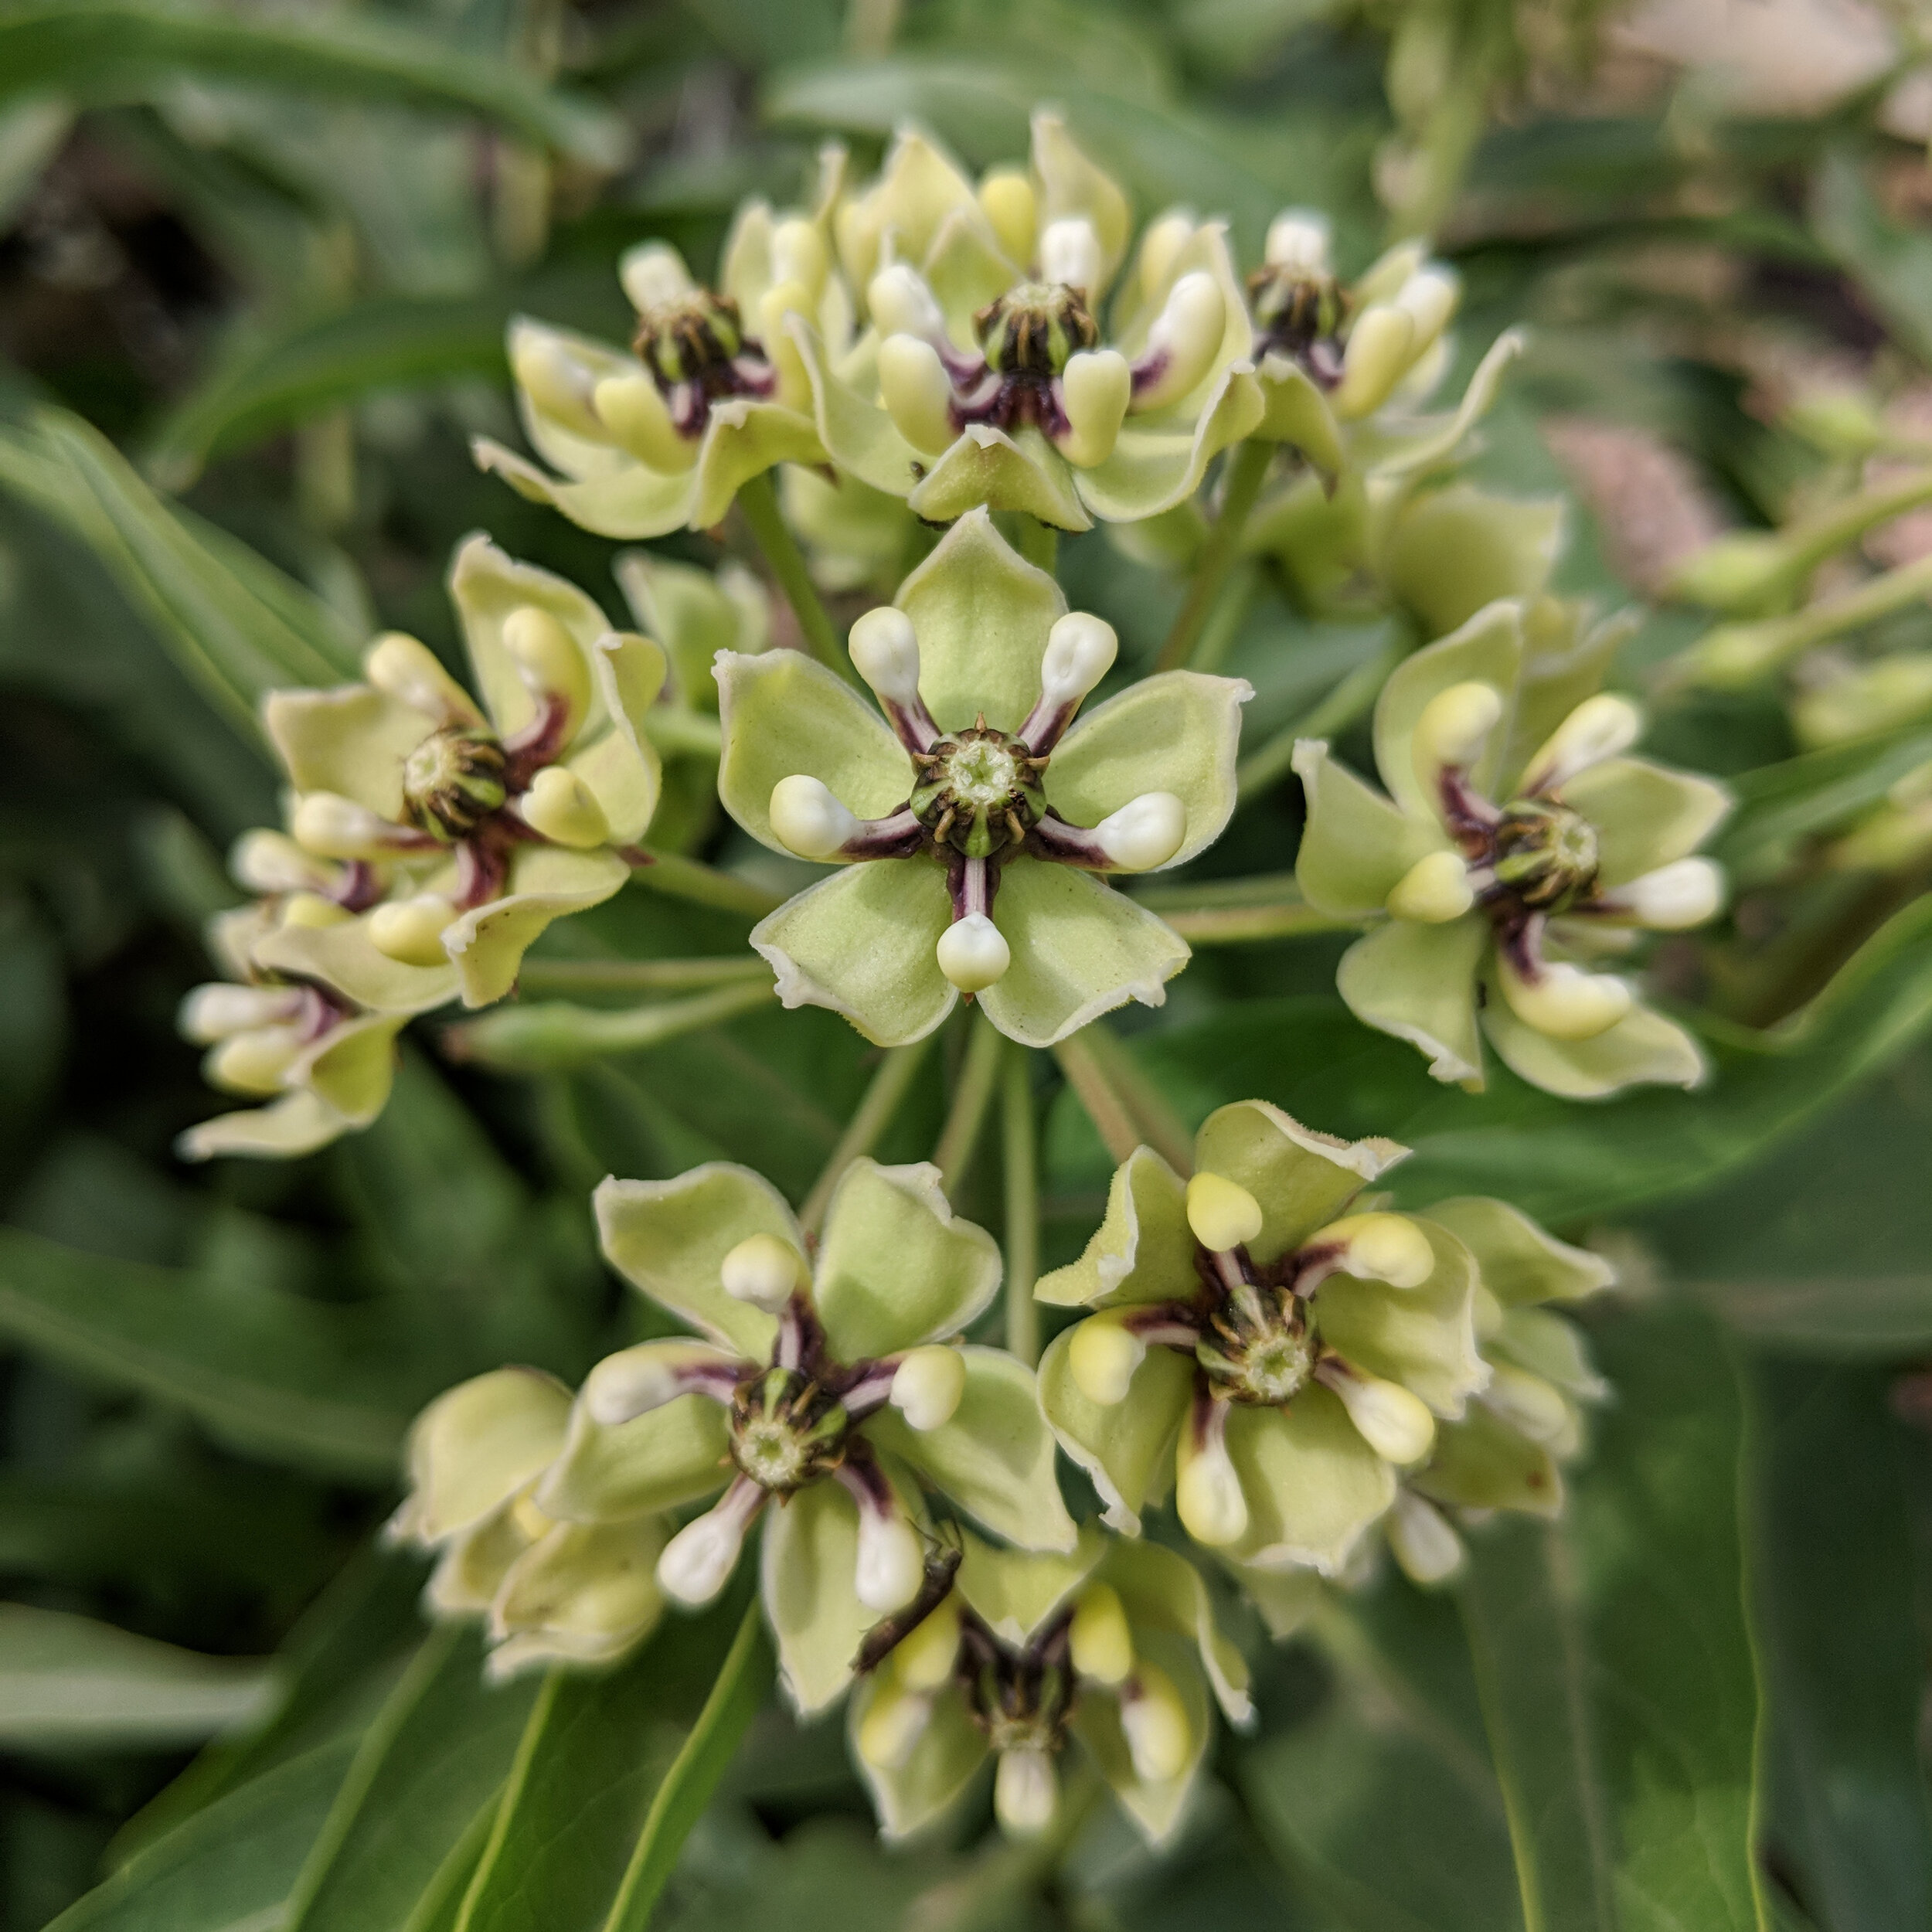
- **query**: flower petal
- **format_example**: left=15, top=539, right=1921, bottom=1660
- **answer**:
left=1098, top=1538, right=1252, bottom=1726
left=751, top=861, right=956, bottom=1047
left=896, top=505, right=1064, bottom=735
left=907, top=423, right=1094, bottom=532
left=1315, top=1219, right=1485, bottom=1419
left=1561, top=757, right=1732, bottom=886
left=1292, top=740, right=1447, bottom=918
left=427, top=1510, right=533, bottom=1619
left=1413, top=1405, right=1562, bottom=1517
left=686, top=400, right=827, bottom=530
left=503, top=318, right=636, bottom=481
left=1423, top=1197, right=1614, bottom=1305
left=175, top=1090, right=355, bottom=1162
left=1048, top=670, right=1251, bottom=871
left=1073, top=366, right=1264, bottom=523
left=1385, top=486, right=1566, bottom=641
left=535, top=1392, right=732, bottom=1522
left=865, top=1346, right=1077, bottom=1552
left=473, top=436, right=702, bottom=541
left=954, top=1523, right=1107, bottom=1647
left=1356, top=328, right=1525, bottom=481
left=714, top=648, right=910, bottom=854
left=1372, top=599, right=1524, bottom=820
left=1495, top=606, right=1631, bottom=792
left=264, top=685, right=429, bottom=820
left=1034, top=1144, right=1192, bottom=1309
left=486, top=1517, right=668, bottom=1679
left=595, top=1165, right=802, bottom=1356
left=1223, top=1560, right=1325, bottom=1641
left=977, top=862, right=1189, bottom=1049
left=392, top=1366, right=572, bottom=1545
left=1030, top=111, right=1132, bottom=291
left=922, top=210, right=1022, bottom=342
left=1253, top=357, right=1343, bottom=473
left=1112, top=220, right=1253, bottom=402
left=1334, top=915, right=1488, bottom=1086
left=814, top=1159, right=1003, bottom=1359
left=760, top=1475, right=876, bottom=1716
left=253, top=917, right=458, bottom=1015
left=1495, top=1307, right=1607, bottom=1399
left=791, top=318, right=926, bottom=498
left=1036, top=1325, right=1192, bottom=1534
left=298, top=1013, right=408, bottom=1126
left=1070, top=1627, right=1213, bottom=1849
left=1479, top=992, right=1706, bottom=1099
left=1193, top=1099, right=1407, bottom=1264
left=848, top=1678, right=986, bottom=1842
left=1225, top=1390, right=1396, bottom=1576
left=444, top=845, right=630, bottom=1009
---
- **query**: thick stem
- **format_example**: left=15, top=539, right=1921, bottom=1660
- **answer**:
left=628, top=848, right=784, bottom=918
left=515, top=954, right=772, bottom=995
left=933, top=1009, right=1005, bottom=1199
left=1051, top=1029, right=1141, bottom=1165
left=1002, top=1045, right=1040, bottom=1366
left=1155, top=439, right=1274, bottom=672
left=1130, top=872, right=1352, bottom=942
left=1083, top=1020, right=1193, bottom=1175
left=800, top=1035, right=936, bottom=1234
left=736, top=469, right=860, bottom=687
left=1189, top=557, right=1260, bottom=676
left=440, top=979, right=776, bottom=1071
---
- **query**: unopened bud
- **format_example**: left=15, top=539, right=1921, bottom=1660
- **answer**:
left=1039, top=216, right=1102, bottom=294
left=1039, top=611, right=1118, bottom=707
left=1386, top=1489, right=1464, bottom=1584
left=1265, top=209, right=1332, bottom=272
left=1139, top=211, right=1196, bottom=301
left=179, top=982, right=302, bottom=1043
left=510, top=327, right=600, bottom=437
left=367, top=894, right=457, bottom=968
left=293, top=791, right=393, bottom=859
left=1068, top=1315, right=1146, bottom=1407
left=1324, top=1212, right=1434, bottom=1288
left=1176, top=1413, right=1248, bottom=1546
left=978, top=168, right=1037, bottom=265
left=619, top=241, right=694, bottom=314
left=770, top=774, right=860, bottom=860
left=1060, top=348, right=1131, bottom=466
left=994, top=1748, right=1060, bottom=1837
left=1524, top=693, right=1641, bottom=793
left=1497, top=954, right=1632, bottom=1042
left=720, top=1232, right=805, bottom=1311
left=1484, top=1363, right=1571, bottom=1444
left=1093, top=791, right=1185, bottom=871
left=936, top=913, right=1009, bottom=993
left=1386, top=849, right=1475, bottom=923
left=519, top=766, right=610, bottom=849
left=593, top=372, right=696, bottom=472
left=890, top=1345, right=967, bottom=1431
left=1614, top=856, right=1723, bottom=930
left=1120, top=1664, right=1191, bottom=1782
left=364, top=632, right=481, bottom=726
left=853, top=1505, right=923, bottom=1614
left=1133, top=271, right=1224, bottom=412
left=502, top=605, right=591, bottom=731
left=858, top=1685, right=933, bottom=1770
left=1413, top=681, right=1503, bottom=775
left=867, top=264, right=945, bottom=342
left=1392, top=266, right=1459, bottom=353
left=230, top=828, right=323, bottom=896
left=1331, top=304, right=1416, bottom=420
left=1068, top=1581, right=1134, bottom=1685
left=1323, top=1364, right=1436, bottom=1464
left=1669, top=532, right=1787, bottom=612
left=876, top=333, right=956, bottom=457
left=848, top=606, right=923, bottom=707
left=1185, top=1171, right=1263, bottom=1253
left=206, top=1028, right=300, bottom=1097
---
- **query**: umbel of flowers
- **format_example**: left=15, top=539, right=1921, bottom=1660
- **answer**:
left=851, top=1528, right=1251, bottom=1846
left=1294, top=597, right=1732, bottom=1097
left=716, top=510, right=1249, bottom=1047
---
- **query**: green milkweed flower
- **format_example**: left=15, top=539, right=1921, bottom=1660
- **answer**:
left=716, top=510, right=1248, bottom=1047
left=262, top=536, right=665, bottom=1011
left=1294, top=599, right=1732, bottom=1097
left=794, top=116, right=1263, bottom=531
left=388, top=1367, right=670, bottom=1683
left=850, top=1528, right=1251, bottom=1848
left=1036, top=1103, right=1486, bottom=1580
left=473, top=190, right=840, bottom=539
left=534, top=1157, right=1075, bottom=1716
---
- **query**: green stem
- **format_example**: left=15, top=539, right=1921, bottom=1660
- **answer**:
left=736, top=469, right=857, bottom=685
left=933, top=1010, right=1004, bottom=1198
left=1083, top=1021, right=1193, bottom=1175
left=441, top=979, right=776, bottom=1072
left=1236, top=631, right=1408, bottom=803
left=1161, top=901, right=1355, bottom=945
left=1002, top=1045, right=1039, bottom=1366
left=1017, top=515, right=1060, bottom=577
left=1050, top=1029, right=1141, bottom=1165
left=1189, top=557, right=1260, bottom=675
left=515, top=954, right=770, bottom=995
left=1155, top=438, right=1274, bottom=672
left=628, top=848, right=784, bottom=918
left=641, top=706, right=722, bottom=760
left=800, top=1036, right=935, bottom=1233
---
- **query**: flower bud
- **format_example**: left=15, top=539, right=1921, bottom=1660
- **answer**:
left=1523, top=693, right=1641, bottom=793
left=1120, top=1663, right=1191, bottom=1782
left=1386, top=1489, right=1464, bottom=1585
left=1669, top=531, right=1787, bottom=612
left=367, top=893, right=457, bottom=968
left=1039, top=216, right=1102, bottom=294
left=1413, top=680, right=1503, bottom=776
left=876, top=333, right=957, bottom=457
left=206, top=1027, right=300, bottom=1097
left=230, top=829, right=323, bottom=896
left=936, top=913, right=1009, bottom=993
left=995, top=1748, right=1059, bottom=1837
left=770, top=774, right=860, bottom=860
left=1322, top=1212, right=1434, bottom=1289
left=866, top=264, right=946, bottom=342
left=1614, top=856, right=1724, bottom=930
left=1093, top=791, right=1186, bottom=871
left=509, top=328, right=600, bottom=437
left=1139, top=211, right=1196, bottom=300
left=656, top=1500, right=749, bottom=1607
left=592, top=372, right=696, bottom=473
left=1068, top=1315, right=1146, bottom=1406
left=978, top=167, right=1037, bottom=265
left=770, top=216, right=828, bottom=296
left=619, top=241, right=694, bottom=313
left=1039, top=611, right=1118, bottom=708
left=1176, top=1413, right=1248, bottom=1546
left=1059, top=348, right=1131, bottom=466
left=1185, top=1171, right=1264, bottom=1253
left=179, top=982, right=303, bottom=1043
left=1324, top=1365, right=1436, bottom=1464
left=1484, top=1363, right=1571, bottom=1444
left=848, top=606, right=923, bottom=706
left=279, top=891, right=353, bottom=930
left=502, top=605, right=591, bottom=730
left=853, top=1505, right=923, bottom=1614
left=858, top=1684, right=933, bottom=1770
left=1392, top=266, right=1459, bottom=354
left=293, top=791, right=393, bottom=859
left=1496, top=954, right=1632, bottom=1042
left=1331, top=304, right=1416, bottom=420
left=889, top=1345, right=966, bottom=1431
left=719, top=1232, right=805, bottom=1311
left=518, top=766, right=610, bottom=849
left=364, top=632, right=481, bottom=726
left=1133, top=271, right=1224, bottom=412
left=1068, top=1581, right=1134, bottom=1685
left=895, top=1594, right=962, bottom=1691
left=1265, top=209, right=1332, bottom=272
left=1386, top=849, right=1475, bottom=923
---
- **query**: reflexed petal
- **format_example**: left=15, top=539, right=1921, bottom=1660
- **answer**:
left=1099, top=1539, right=1252, bottom=1725
left=427, top=1510, right=534, bottom=1619
left=906, top=423, right=1093, bottom=532
left=1292, top=740, right=1447, bottom=917
left=1315, top=1219, right=1485, bottom=1418
left=1356, top=328, right=1525, bottom=481
left=866, top=1346, right=1077, bottom=1552
left=473, top=436, right=702, bottom=541
left=760, top=1476, right=876, bottom=1716
left=503, top=318, right=635, bottom=481
left=815, top=1159, right=1002, bottom=1359
left=896, top=507, right=1065, bottom=736
left=298, top=1013, right=408, bottom=1126
left=535, top=1393, right=732, bottom=1522
left=955, top=1524, right=1107, bottom=1648
left=565, top=714, right=660, bottom=848
left=1372, top=600, right=1523, bottom=820
left=923, top=211, right=1022, bottom=342
left=1030, top=111, right=1131, bottom=291
left=848, top=1677, right=986, bottom=1841
left=253, top=917, right=458, bottom=1016
left=1413, top=1404, right=1562, bottom=1517
left=791, top=318, right=927, bottom=498
left=751, top=861, right=956, bottom=1047
left=487, top=1517, right=668, bottom=1679
left=1495, top=1306, right=1607, bottom=1399
left=393, top=1366, right=572, bottom=1545
left=1070, top=1627, right=1212, bottom=1849
left=1225, top=1560, right=1325, bottom=1641
left=715, top=648, right=909, bottom=852
left=594, top=1162, right=802, bottom=1356
left=1253, top=356, right=1342, bottom=473
left=853, top=128, right=983, bottom=285
left=264, top=685, right=429, bottom=820
left=1480, top=992, right=1705, bottom=1099
left=175, top=1090, right=355, bottom=1163
left=1193, top=1099, right=1406, bottom=1266
left=1224, top=1390, right=1396, bottom=1575
left=1035, top=1145, right=1192, bottom=1309
left=1048, top=671, right=1250, bottom=870
left=977, top=862, right=1189, bottom=1049
left=1423, top=1196, right=1614, bottom=1305
left=444, top=845, right=630, bottom=1009
left=686, top=401, right=827, bottom=529
left=1036, top=1326, right=1192, bottom=1534
left=1074, top=366, right=1264, bottom=523
left=1335, top=915, right=1488, bottom=1085
left=1561, top=757, right=1732, bottom=886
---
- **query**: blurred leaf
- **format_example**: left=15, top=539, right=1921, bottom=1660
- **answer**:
left=1814, top=146, right=1932, bottom=372
left=0, top=1603, right=276, bottom=1748
left=0, top=2, right=627, bottom=165
left=0, top=892, right=65, bottom=1156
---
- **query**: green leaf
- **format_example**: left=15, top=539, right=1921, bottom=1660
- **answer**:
left=1813, top=145, right=1932, bottom=371
left=0, top=2, right=625, bottom=165
left=0, top=1604, right=277, bottom=1749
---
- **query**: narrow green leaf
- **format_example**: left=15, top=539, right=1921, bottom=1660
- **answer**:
left=1814, top=145, right=1932, bottom=370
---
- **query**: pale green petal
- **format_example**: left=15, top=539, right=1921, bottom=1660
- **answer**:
left=865, top=1346, right=1077, bottom=1552
left=1193, top=1099, right=1406, bottom=1266
left=922, top=211, right=1021, bottom=343
left=487, top=1518, right=668, bottom=1679
left=1358, top=328, right=1526, bottom=481
left=1495, top=1307, right=1607, bottom=1399
left=1385, top=487, right=1566, bottom=641
left=594, top=1162, right=802, bottom=1357
left=1315, top=1218, right=1485, bottom=1419
left=175, top=1090, right=355, bottom=1163
left=1253, top=356, right=1343, bottom=472
left=1561, top=757, right=1732, bottom=885
left=1413, top=1405, right=1561, bottom=1518
left=1034, top=1145, right=1191, bottom=1310
left=1292, top=740, right=1447, bottom=918
left=848, top=1678, right=986, bottom=1842
left=1372, top=600, right=1524, bottom=819
left=859, top=128, right=983, bottom=284
left=427, top=1510, right=534, bottom=1619
left=1496, top=606, right=1632, bottom=792
left=264, top=685, right=429, bottom=820
left=1071, top=1627, right=1212, bottom=1849
left=298, top=1012, right=408, bottom=1126
left=907, top=424, right=1094, bottom=532
left=815, top=1159, right=1002, bottom=1359
left=1335, top=915, right=1488, bottom=1086
left=1099, top=1538, right=1252, bottom=1725
left=686, top=400, right=827, bottom=529
left=1047, top=670, right=1250, bottom=870
left=1036, top=1325, right=1192, bottom=1534
left=1225, top=1389, right=1396, bottom=1576
left=393, top=1366, right=572, bottom=1545
left=978, top=862, right=1190, bottom=1049
left=1223, top=1560, right=1325, bottom=1641
left=504, top=318, right=636, bottom=481
left=1030, top=111, right=1131, bottom=291
left=565, top=719, right=660, bottom=849
left=1076, top=368, right=1265, bottom=524
left=955, top=1524, right=1106, bottom=1647
left=444, top=845, right=630, bottom=1008
left=536, top=1393, right=732, bottom=1522
left=615, top=552, right=760, bottom=707
left=1423, top=1197, right=1614, bottom=1305
left=791, top=318, right=925, bottom=498
left=252, top=917, right=458, bottom=1015
left=752, top=861, right=956, bottom=1047
left=473, top=436, right=703, bottom=541
left=761, top=1477, right=876, bottom=1716
left=896, top=505, right=1063, bottom=735
left=719, top=198, right=777, bottom=313
left=1479, top=992, right=1706, bottom=1100
left=714, top=648, right=910, bottom=853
